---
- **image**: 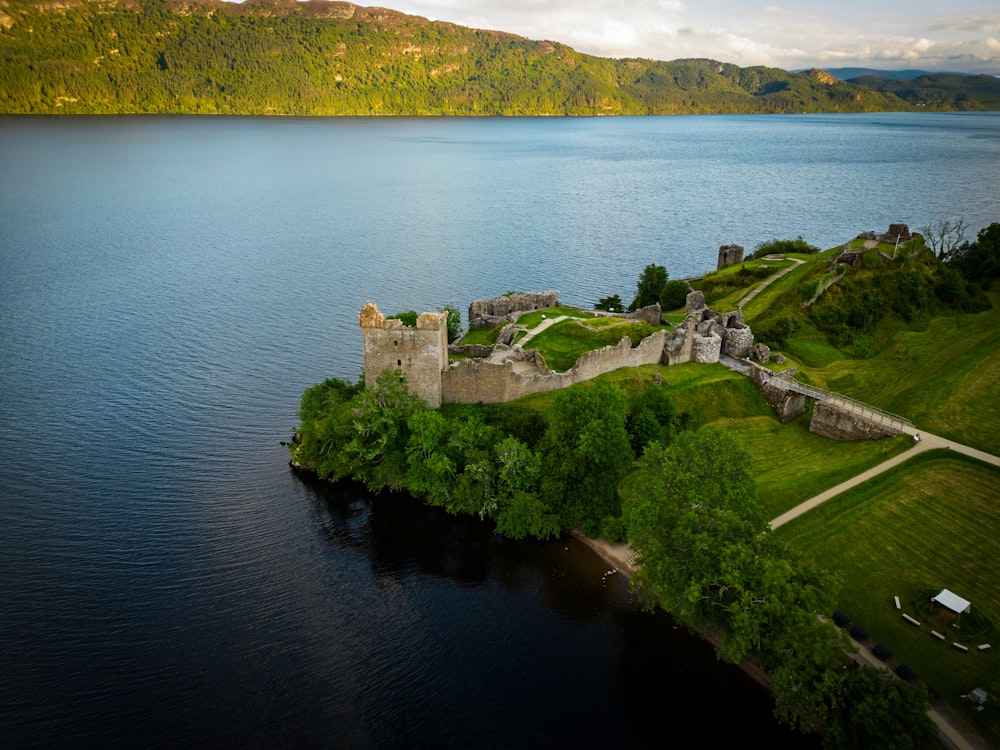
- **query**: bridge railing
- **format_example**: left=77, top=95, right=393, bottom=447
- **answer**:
left=762, top=372, right=914, bottom=430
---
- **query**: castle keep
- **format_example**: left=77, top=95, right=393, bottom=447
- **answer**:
left=359, top=303, right=448, bottom=406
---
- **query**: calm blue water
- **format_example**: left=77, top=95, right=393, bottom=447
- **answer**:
left=1, top=112, right=997, bottom=748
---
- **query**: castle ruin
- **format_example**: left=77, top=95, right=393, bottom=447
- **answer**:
left=359, top=289, right=907, bottom=441
left=360, top=290, right=755, bottom=408
left=359, top=302, right=448, bottom=406
left=717, top=243, right=744, bottom=269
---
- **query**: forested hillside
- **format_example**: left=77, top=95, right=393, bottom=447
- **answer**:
left=2, top=0, right=980, bottom=116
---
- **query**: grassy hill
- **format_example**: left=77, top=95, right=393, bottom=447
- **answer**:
left=852, top=73, right=1000, bottom=111
left=2, top=0, right=997, bottom=115
left=614, top=233, right=1000, bottom=745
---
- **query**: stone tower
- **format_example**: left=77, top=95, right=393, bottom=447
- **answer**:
left=359, top=301, right=448, bottom=407
left=717, top=243, right=744, bottom=269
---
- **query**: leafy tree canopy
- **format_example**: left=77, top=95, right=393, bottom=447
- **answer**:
left=539, top=382, right=633, bottom=534
left=595, top=294, right=624, bottom=313
left=629, top=263, right=668, bottom=311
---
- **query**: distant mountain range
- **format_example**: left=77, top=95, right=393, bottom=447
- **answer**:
left=1, top=0, right=998, bottom=115
left=812, top=68, right=953, bottom=81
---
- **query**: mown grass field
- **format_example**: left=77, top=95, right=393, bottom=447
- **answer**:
left=721, top=414, right=912, bottom=518
left=802, top=291, right=1000, bottom=455
left=773, top=451, right=1000, bottom=745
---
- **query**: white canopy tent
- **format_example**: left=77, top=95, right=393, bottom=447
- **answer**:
left=932, top=588, right=971, bottom=614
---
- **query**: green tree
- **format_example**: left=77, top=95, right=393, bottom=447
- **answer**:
left=626, top=383, right=676, bottom=453
left=595, top=294, right=624, bottom=313
left=946, top=222, right=1000, bottom=280
left=405, top=408, right=459, bottom=506
left=441, top=304, right=462, bottom=343
left=290, top=376, right=363, bottom=480
left=342, top=369, right=425, bottom=491
left=628, top=263, right=668, bottom=311
left=659, top=279, right=689, bottom=310
left=823, top=668, right=940, bottom=750
left=539, top=382, right=633, bottom=534
left=623, top=426, right=764, bottom=628
left=492, top=436, right=559, bottom=539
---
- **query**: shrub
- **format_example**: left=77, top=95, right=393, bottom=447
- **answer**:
left=754, top=312, right=802, bottom=347
left=386, top=310, right=418, bottom=327
left=750, top=237, right=820, bottom=259
left=660, top=280, right=689, bottom=311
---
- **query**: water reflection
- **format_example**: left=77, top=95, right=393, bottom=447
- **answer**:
left=299, top=471, right=819, bottom=749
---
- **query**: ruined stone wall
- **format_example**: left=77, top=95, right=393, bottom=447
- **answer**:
left=724, top=326, right=754, bottom=358
left=569, top=331, right=669, bottom=381
left=360, top=301, right=448, bottom=407
left=442, top=358, right=568, bottom=404
left=749, top=367, right=807, bottom=423
left=717, top=244, right=744, bottom=269
left=663, top=327, right=693, bottom=366
left=441, top=331, right=669, bottom=405
left=691, top=332, right=722, bottom=363
left=809, top=400, right=902, bottom=440
left=468, top=291, right=559, bottom=327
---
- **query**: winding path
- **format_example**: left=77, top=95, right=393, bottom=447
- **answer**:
left=737, top=256, right=805, bottom=307
left=770, top=429, right=1000, bottom=529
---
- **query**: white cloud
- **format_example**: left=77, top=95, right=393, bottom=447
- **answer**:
left=365, top=1, right=1000, bottom=73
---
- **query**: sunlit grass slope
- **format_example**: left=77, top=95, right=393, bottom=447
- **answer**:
left=774, top=451, right=1000, bottom=745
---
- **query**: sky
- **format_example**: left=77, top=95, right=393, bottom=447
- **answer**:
left=375, top=0, right=1000, bottom=75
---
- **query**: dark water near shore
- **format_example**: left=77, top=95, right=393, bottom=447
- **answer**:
left=1, top=113, right=998, bottom=747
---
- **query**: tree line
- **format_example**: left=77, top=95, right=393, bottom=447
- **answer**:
left=4, top=0, right=985, bottom=115
left=291, top=366, right=938, bottom=747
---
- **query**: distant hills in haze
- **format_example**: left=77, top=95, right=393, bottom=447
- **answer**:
left=818, top=68, right=952, bottom=81
left=1, top=0, right=998, bottom=115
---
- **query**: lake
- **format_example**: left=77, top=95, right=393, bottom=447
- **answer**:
left=1, top=112, right=997, bottom=748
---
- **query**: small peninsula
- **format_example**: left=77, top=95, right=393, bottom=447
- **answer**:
left=291, top=224, right=1000, bottom=749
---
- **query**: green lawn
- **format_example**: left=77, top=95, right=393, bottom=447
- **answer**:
left=515, top=306, right=592, bottom=329
left=774, top=451, right=1000, bottom=746
left=719, top=414, right=912, bottom=518
left=458, top=325, right=501, bottom=346
left=573, top=363, right=910, bottom=518
left=523, top=319, right=660, bottom=372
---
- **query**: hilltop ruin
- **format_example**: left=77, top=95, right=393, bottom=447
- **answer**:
left=360, top=290, right=755, bottom=407
left=359, top=288, right=909, bottom=441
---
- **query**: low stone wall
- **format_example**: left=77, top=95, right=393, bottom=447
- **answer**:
left=449, top=344, right=494, bottom=359
left=468, top=291, right=559, bottom=327
left=809, top=400, right=903, bottom=440
left=442, top=331, right=669, bottom=404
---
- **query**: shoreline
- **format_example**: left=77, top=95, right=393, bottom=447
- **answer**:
left=570, top=530, right=775, bottom=689
left=571, top=530, right=987, bottom=750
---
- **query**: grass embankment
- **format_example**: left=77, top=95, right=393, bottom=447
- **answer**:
left=774, top=451, right=1000, bottom=746
left=802, top=296, right=1000, bottom=455
left=693, top=256, right=801, bottom=311
left=512, top=363, right=913, bottom=520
